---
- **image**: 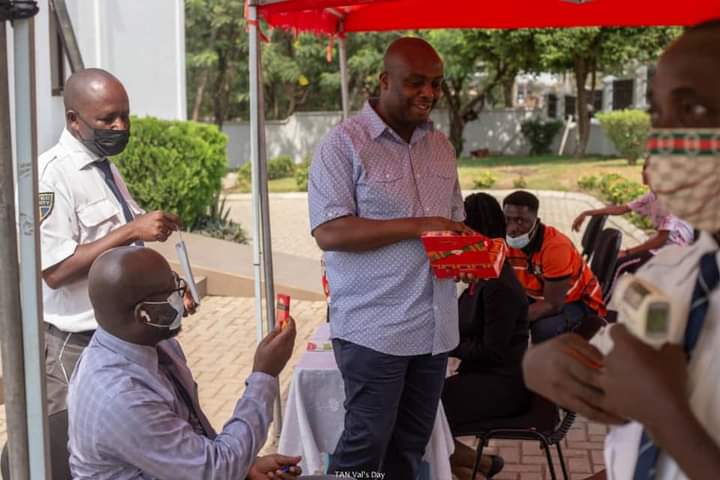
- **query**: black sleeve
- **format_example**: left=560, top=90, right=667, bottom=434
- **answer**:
left=451, top=279, right=521, bottom=367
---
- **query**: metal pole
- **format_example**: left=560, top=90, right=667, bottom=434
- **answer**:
left=338, top=35, right=350, bottom=120
left=0, top=19, right=31, bottom=480
left=49, top=0, right=84, bottom=72
left=247, top=0, right=282, bottom=434
left=13, top=16, right=51, bottom=480
left=248, top=2, right=265, bottom=347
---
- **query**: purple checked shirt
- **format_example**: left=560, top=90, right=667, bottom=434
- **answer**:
left=67, top=327, right=277, bottom=479
left=309, top=101, right=464, bottom=356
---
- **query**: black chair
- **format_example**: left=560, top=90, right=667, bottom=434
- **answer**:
left=1, top=410, right=71, bottom=480
left=456, top=394, right=575, bottom=480
left=589, top=228, right=623, bottom=299
left=581, top=214, right=608, bottom=260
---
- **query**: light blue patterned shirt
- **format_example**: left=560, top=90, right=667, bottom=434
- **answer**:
left=309, top=101, right=464, bottom=356
left=68, top=327, right=277, bottom=479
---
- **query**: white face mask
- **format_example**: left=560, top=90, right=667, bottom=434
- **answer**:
left=645, top=129, right=720, bottom=232
left=506, top=220, right=537, bottom=249
left=140, top=293, right=185, bottom=331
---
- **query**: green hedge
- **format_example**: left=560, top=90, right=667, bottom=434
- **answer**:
left=596, top=110, right=651, bottom=165
left=577, top=173, right=653, bottom=230
left=473, top=171, right=497, bottom=189
left=520, top=118, right=564, bottom=155
left=236, top=155, right=297, bottom=190
left=295, top=159, right=310, bottom=192
left=115, top=116, right=227, bottom=229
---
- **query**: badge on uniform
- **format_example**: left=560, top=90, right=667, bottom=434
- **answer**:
left=39, top=192, right=54, bottom=223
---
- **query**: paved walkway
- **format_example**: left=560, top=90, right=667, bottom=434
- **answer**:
left=0, top=190, right=643, bottom=479
left=224, top=190, right=646, bottom=260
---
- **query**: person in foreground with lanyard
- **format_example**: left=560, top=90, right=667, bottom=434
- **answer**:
left=38, top=68, right=186, bottom=416
left=68, top=246, right=302, bottom=479
left=522, top=19, right=720, bottom=480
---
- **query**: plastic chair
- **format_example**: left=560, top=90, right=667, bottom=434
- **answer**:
left=454, top=394, right=575, bottom=480
left=1, top=410, right=71, bottom=480
left=581, top=214, right=608, bottom=260
left=589, top=228, right=622, bottom=298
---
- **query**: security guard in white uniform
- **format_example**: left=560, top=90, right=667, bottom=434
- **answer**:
left=40, top=68, right=183, bottom=415
left=521, top=20, right=720, bottom=480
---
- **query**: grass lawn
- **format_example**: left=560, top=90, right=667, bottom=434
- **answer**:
left=226, top=155, right=643, bottom=193
left=458, top=155, right=643, bottom=191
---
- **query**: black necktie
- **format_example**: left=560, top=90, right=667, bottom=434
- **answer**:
left=94, top=159, right=143, bottom=246
left=94, top=159, right=134, bottom=224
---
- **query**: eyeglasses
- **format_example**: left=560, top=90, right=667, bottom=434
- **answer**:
left=170, top=272, right=188, bottom=299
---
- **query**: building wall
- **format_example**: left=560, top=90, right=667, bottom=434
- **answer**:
left=6, top=0, right=186, bottom=156
left=222, top=108, right=619, bottom=169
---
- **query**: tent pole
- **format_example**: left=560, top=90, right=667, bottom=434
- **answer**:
left=248, top=1, right=265, bottom=348
left=247, top=0, right=282, bottom=436
left=13, top=16, right=51, bottom=480
left=0, top=20, right=31, bottom=480
left=338, top=34, right=349, bottom=120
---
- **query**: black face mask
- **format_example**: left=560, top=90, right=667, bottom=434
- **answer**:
left=77, top=115, right=130, bottom=157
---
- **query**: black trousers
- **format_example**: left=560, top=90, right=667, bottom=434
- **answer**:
left=328, top=339, right=448, bottom=480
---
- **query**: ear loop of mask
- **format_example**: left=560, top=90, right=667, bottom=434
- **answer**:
left=135, top=300, right=183, bottom=330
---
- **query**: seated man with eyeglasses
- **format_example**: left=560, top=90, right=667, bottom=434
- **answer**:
left=67, top=246, right=301, bottom=480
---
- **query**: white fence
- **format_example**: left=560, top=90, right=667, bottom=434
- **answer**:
left=222, top=108, right=619, bottom=169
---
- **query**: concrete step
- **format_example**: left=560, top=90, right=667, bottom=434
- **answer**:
left=149, top=232, right=324, bottom=301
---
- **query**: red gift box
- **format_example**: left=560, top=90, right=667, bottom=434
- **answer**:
left=420, top=231, right=507, bottom=279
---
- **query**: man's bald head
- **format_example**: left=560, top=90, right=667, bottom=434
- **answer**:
left=375, top=37, right=444, bottom=139
left=64, top=68, right=124, bottom=112
left=63, top=68, right=130, bottom=143
left=650, top=19, right=720, bottom=128
left=383, top=37, right=442, bottom=75
left=88, top=247, right=175, bottom=344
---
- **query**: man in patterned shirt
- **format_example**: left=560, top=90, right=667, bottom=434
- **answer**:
left=309, top=37, right=468, bottom=479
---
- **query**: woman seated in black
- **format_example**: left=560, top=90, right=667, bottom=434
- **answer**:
left=443, top=193, right=530, bottom=480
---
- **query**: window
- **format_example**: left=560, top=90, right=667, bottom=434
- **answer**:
left=612, top=79, right=634, bottom=110
left=564, top=95, right=576, bottom=119
left=49, top=11, right=65, bottom=96
left=547, top=94, right=558, bottom=118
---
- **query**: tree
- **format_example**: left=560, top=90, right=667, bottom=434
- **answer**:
left=185, top=0, right=248, bottom=127
left=427, top=29, right=539, bottom=155
left=536, top=27, right=678, bottom=157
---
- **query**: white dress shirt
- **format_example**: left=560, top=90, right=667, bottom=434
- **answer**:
left=39, top=129, right=144, bottom=332
left=593, top=232, right=720, bottom=480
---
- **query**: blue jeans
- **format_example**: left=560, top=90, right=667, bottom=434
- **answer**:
left=530, top=301, right=592, bottom=344
left=328, top=339, right=448, bottom=480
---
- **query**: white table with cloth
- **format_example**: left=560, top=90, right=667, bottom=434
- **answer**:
left=278, top=323, right=455, bottom=479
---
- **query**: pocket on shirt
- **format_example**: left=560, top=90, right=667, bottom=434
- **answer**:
left=424, top=162, right=457, bottom=215
left=362, top=166, right=407, bottom=217
left=78, top=198, right=121, bottom=228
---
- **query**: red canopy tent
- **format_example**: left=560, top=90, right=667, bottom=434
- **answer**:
left=244, top=0, right=719, bottom=434
left=258, top=0, right=720, bottom=34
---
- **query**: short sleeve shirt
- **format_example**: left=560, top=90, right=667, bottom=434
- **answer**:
left=628, top=192, right=694, bottom=248
left=39, top=129, right=144, bottom=332
left=507, top=225, right=606, bottom=317
left=308, top=102, right=465, bottom=356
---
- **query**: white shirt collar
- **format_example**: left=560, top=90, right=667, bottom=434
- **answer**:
left=58, top=128, right=102, bottom=170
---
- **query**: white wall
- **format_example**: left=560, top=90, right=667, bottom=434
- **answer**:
left=222, top=108, right=619, bottom=169
left=6, top=0, right=185, bottom=156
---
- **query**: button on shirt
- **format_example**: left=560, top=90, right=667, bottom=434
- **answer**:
left=308, top=102, right=465, bottom=356
left=68, top=327, right=277, bottom=480
left=39, top=129, right=144, bottom=332
left=592, top=232, right=720, bottom=480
